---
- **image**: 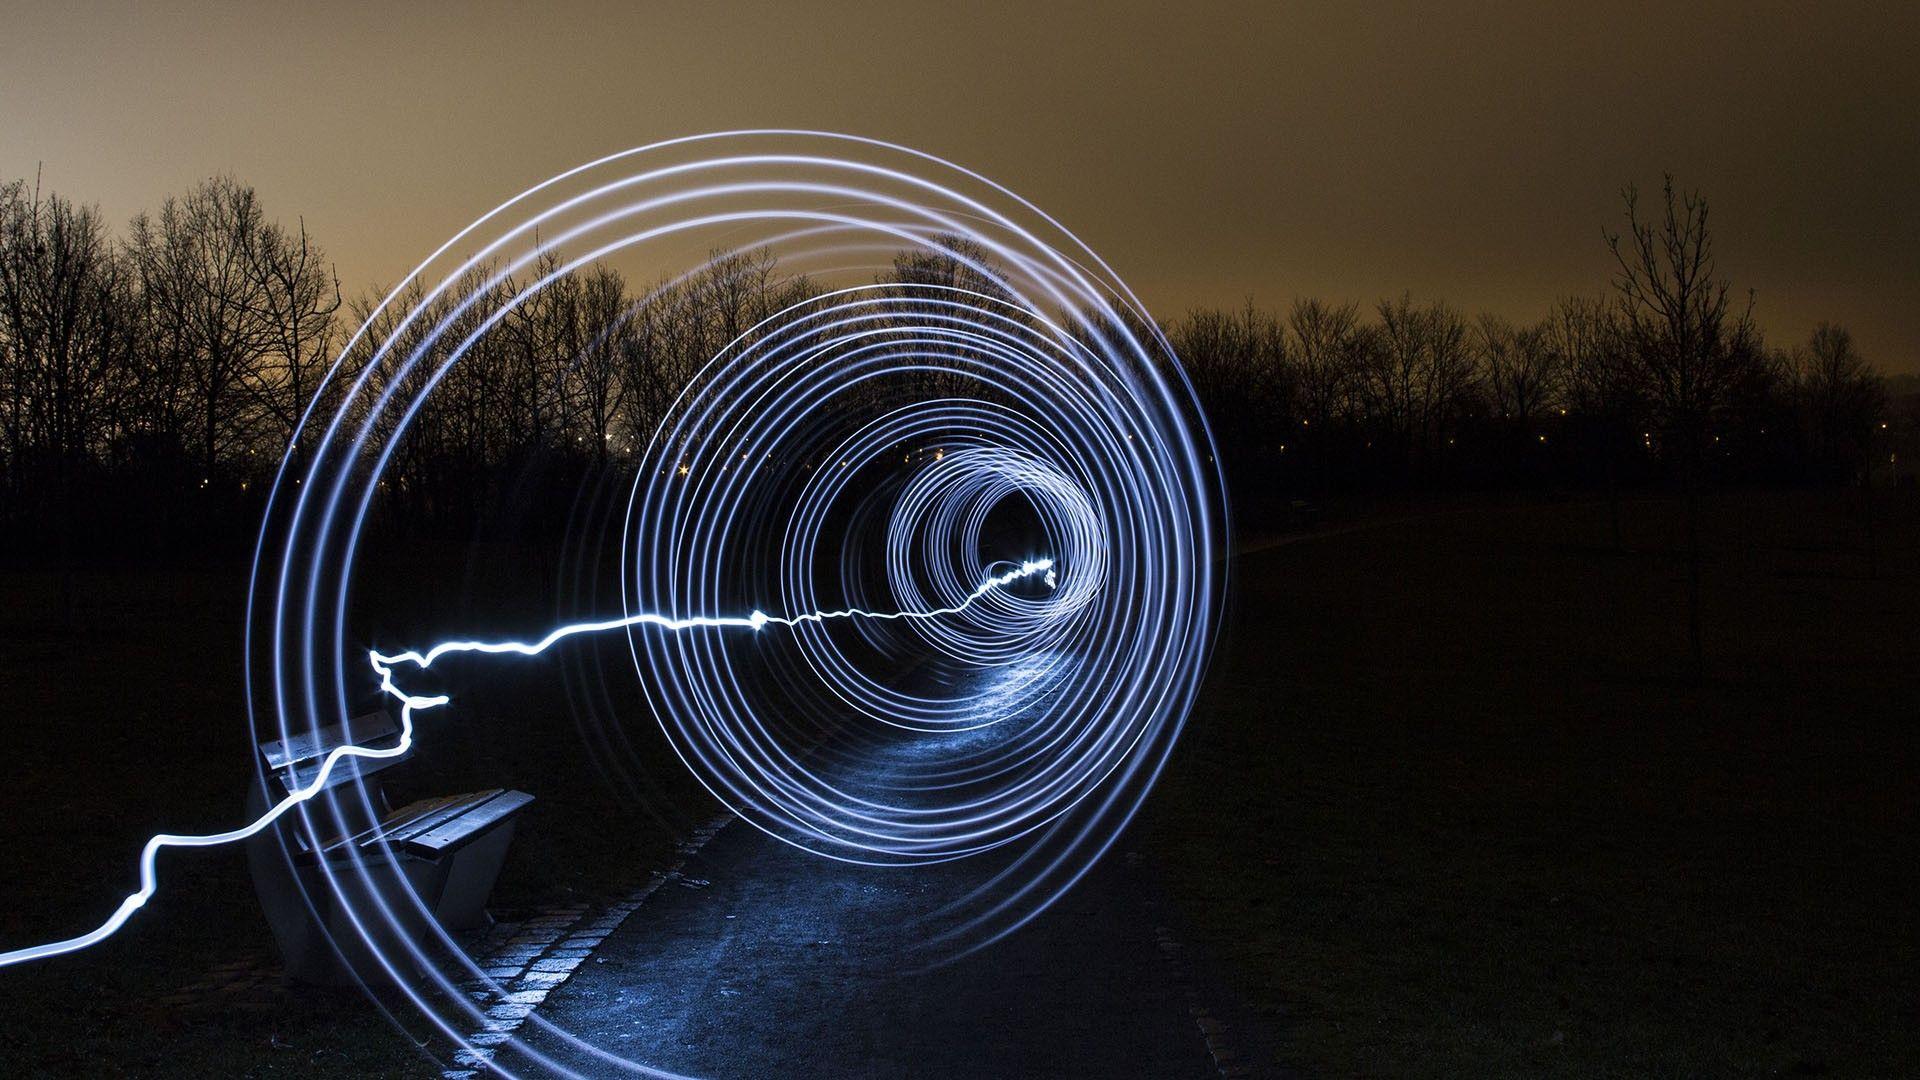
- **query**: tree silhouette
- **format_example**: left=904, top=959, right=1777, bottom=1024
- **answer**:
left=1606, top=175, right=1765, bottom=679
left=0, top=170, right=1895, bottom=573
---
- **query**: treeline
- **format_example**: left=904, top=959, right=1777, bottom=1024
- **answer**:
left=0, top=173, right=1901, bottom=570
left=1172, top=179, right=1894, bottom=521
left=340, top=247, right=823, bottom=538
left=1, top=176, right=338, bottom=559
left=0, top=176, right=837, bottom=560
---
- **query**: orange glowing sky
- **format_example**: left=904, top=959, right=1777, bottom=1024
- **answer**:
left=4, top=1, right=1915, bottom=371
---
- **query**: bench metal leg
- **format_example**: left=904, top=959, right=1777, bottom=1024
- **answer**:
left=432, top=820, right=518, bottom=930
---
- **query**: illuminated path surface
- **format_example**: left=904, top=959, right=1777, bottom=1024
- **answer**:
left=514, top=659, right=1243, bottom=1079
left=521, top=822, right=1210, bottom=1078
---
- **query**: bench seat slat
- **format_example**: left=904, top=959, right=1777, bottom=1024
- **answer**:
left=379, top=790, right=504, bottom=847
left=403, top=790, right=534, bottom=858
left=298, top=790, right=504, bottom=863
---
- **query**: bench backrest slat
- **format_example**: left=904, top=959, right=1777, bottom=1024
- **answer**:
left=260, top=711, right=401, bottom=771
left=259, top=710, right=409, bottom=795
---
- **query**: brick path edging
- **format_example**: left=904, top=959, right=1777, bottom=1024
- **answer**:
left=442, top=814, right=733, bottom=1077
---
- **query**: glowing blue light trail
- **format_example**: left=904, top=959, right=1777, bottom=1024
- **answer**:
left=0, top=558, right=1054, bottom=970
left=4, top=132, right=1222, bottom=1076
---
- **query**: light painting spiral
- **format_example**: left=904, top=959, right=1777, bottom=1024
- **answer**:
left=2, top=131, right=1226, bottom=1078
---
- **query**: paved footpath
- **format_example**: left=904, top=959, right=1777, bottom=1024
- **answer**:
left=504, top=816, right=1223, bottom=1079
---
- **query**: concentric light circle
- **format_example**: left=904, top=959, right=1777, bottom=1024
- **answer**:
left=248, top=131, right=1225, bottom=1078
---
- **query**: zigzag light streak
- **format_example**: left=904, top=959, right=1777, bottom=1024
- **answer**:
left=0, top=559, right=1053, bottom=970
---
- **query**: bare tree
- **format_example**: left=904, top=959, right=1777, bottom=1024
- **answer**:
left=497, top=247, right=577, bottom=453
left=129, top=177, right=278, bottom=486
left=884, top=235, right=1020, bottom=404
left=1553, top=294, right=1638, bottom=546
left=1284, top=297, right=1364, bottom=491
left=0, top=181, right=133, bottom=485
left=1790, top=322, right=1883, bottom=478
left=0, top=178, right=138, bottom=617
left=616, top=275, right=692, bottom=461
left=1171, top=302, right=1290, bottom=494
left=1790, top=322, right=1886, bottom=577
left=1365, top=293, right=1476, bottom=474
left=1606, top=176, right=1762, bottom=677
left=248, top=217, right=339, bottom=475
left=1478, top=313, right=1563, bottom=429
left=568, top=264, right=632, bottom=468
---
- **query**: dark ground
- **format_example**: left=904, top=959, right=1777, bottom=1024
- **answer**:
left=1146, top=488, right=1920, bottom=1077
left=0, top=488, right=1914, bottom=1077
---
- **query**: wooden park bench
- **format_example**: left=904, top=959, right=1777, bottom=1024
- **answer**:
left=244, top=710, right=532, bottom=984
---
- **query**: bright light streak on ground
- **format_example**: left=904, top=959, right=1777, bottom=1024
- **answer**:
left=0, top=560, right=1054, bottom=970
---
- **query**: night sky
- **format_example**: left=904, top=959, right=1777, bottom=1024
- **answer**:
left=4, top=0, right=1915, bottom=371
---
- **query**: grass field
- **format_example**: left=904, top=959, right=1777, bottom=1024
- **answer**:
left=0, top=566, right=433, bottom=1076
left=1146, top=489, right=1920, bottom=1077
left=1, top=488, right=1912, bottom=1076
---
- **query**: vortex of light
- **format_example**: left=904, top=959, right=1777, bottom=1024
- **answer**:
left=0, top=131, right=1225, bottom=1078
left=628, top=287, right=1172, bottom=875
